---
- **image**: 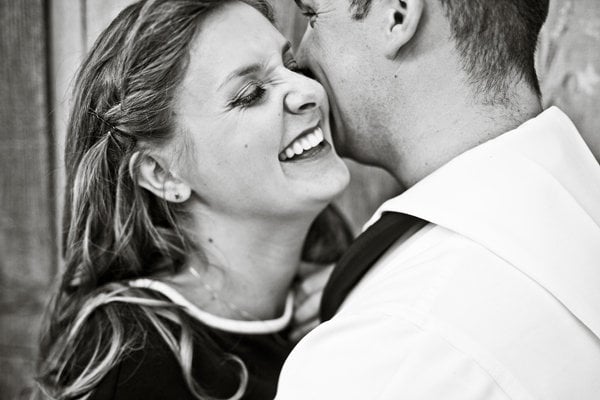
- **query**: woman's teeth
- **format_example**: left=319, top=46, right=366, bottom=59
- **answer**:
left=280, top=127, right=325, bottom=161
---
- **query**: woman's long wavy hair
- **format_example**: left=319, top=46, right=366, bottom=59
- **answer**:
left=37, top=1, right=352, bottom=399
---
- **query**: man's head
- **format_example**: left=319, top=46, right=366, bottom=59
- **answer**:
left=346, top=0, right=548, bottom=98
left=294, top=0, right=549, bottom=175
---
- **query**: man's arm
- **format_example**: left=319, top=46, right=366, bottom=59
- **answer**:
left=276, top=310, right=516, bottom=400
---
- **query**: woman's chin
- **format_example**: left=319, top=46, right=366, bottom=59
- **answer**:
left=290, top=159, right=350, bottom=209
left=279, top=142, right=350, bottom=197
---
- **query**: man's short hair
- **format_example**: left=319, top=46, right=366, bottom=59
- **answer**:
left=350, top=0, right=550, bottom=104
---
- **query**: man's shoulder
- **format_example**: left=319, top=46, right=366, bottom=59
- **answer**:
left=366, top=221, right=495, bottom=274
left=277, top=306, right=518, bottom=400
left=342, top=223, right=501, bottom=311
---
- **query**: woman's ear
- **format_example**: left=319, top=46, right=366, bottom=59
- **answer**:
left=130, top=152, right=191, bottom=203
left=383, top=0, right=424, bottom=59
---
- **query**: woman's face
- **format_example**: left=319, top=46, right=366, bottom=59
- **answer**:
left=172, top=2, right=350, bottom=219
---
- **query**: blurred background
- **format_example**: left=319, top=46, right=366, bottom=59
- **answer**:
left=1, top=0, right=599, bottom=398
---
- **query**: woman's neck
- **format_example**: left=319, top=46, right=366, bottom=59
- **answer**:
left=170, top=208, right=314, bottom=320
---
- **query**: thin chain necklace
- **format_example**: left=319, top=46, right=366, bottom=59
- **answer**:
left=188, top=266, right=257, bottom=320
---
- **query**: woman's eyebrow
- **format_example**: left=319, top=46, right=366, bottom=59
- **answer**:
left=218, top=41, right=292, bottom=90
left=219, top=64, right=262, bottom=90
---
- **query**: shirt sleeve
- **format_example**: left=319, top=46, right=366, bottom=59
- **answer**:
left=276, top=311, right=513, bottom=400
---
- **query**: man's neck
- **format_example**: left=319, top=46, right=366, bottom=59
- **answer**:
left=384, top=85, right=543, bottom=188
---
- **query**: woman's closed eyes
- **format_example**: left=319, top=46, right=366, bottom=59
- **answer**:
left=229, top=54, right=310, bottom=110
left=231, top=81, right=267, bottom=109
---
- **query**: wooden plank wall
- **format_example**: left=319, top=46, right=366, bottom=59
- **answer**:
left=49, top=0, right=85, bottom=258
left=537, top=0, right=600, bottom=162
left=0, top=0, right=55, bottom=398
left=0, top=0, right=598, bottom=398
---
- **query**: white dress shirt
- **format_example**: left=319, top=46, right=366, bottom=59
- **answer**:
left=276, top=107, right=600, bottom=399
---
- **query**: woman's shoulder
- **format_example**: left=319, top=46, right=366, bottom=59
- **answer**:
left=90, top=317, right=197, bottom=400
left=86, top=286, right=293, bottom=400
left=89, top=308, right=247, bottom=400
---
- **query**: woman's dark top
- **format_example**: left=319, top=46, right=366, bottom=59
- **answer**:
left=90, top=311, right=293, bottom=400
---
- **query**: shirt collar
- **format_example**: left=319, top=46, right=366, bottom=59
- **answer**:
left=366, top=107, right=600, bottom=339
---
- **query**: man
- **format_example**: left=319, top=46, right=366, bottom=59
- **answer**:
left=277, top=0, right=600, bottom=399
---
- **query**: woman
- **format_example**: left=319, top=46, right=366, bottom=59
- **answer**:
left=36, top=0, right=351, bottom=399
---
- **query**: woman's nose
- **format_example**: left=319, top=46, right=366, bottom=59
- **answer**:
left=284, top=77, right=320, bottom=114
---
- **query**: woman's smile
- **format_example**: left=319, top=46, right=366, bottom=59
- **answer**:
left=279, top=125, right=329, bottom=162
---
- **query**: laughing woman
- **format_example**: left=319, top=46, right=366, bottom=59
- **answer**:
left=36, top=1, right=351, bottom=399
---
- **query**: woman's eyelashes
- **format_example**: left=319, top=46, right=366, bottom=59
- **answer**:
left=228, top=55, right=306, bottom=110
left=230, top=81, right=266, bottom=109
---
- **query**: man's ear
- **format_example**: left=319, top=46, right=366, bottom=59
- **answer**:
left=130, top=152, right=191, bottom=203
left=383, top=0, right=424, bottom=59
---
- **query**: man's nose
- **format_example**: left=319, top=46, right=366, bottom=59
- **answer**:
left=295, top=34, right=313, bottom=72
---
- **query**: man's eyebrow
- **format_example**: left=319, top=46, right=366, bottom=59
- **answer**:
left=294, top=0, right=309, bottom=12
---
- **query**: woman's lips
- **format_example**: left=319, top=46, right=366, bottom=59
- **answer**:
left=279, top=126, right=325, bottom=162
left=279, top=140, right=329, bottom=163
